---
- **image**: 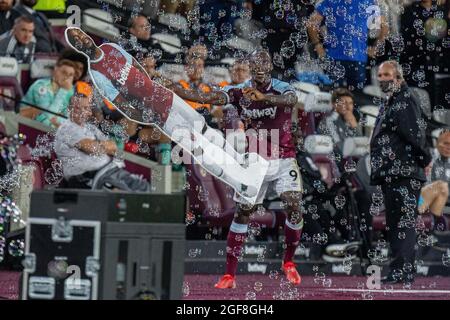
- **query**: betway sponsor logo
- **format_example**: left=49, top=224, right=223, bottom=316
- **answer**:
left=117, top=61, right=132, bottom=85
left=244, top=245, right=266, bottom=256
left=247, top=263, right=267, bottom=274
left=416, top=265, right=429, bottom=276
left=331, top=264, right=351, bottom=275
left=241, top=106, right=277, bottom=119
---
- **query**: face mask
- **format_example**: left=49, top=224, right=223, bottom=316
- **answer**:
left=379, top=80, right=395, bottom=93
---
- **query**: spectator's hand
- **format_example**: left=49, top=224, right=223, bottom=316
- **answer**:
left=101, top=140, right=118, bottom=156
left=50, top=117, right=60, bottom=128
left=243, top=88, right=265, bottom=101
left=314, top=43, right=326, bottom=59
left=367, top=46, right=376, bottom=59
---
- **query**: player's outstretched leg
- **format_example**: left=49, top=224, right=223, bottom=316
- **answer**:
left=281, top=192, right=304, bottom=286
left=201, top=159, right=257, bottom=198
left=215, top=204, right=255, bottom=289
left=170, top=96, right=246, bottom=164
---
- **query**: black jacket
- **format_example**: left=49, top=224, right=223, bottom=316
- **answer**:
left=369, top=83, right=432, bottom=185
left=11, top=4, right=57, bottom=53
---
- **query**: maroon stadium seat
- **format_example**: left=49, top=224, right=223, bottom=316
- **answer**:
left=186, top=162, right=278, bottom=228
left=0, top=77, right=23, bottom=112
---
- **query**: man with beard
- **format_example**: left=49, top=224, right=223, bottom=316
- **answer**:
left=171, top=50, right=304, bottom=288
left=370, top=60, right=432, bottom=284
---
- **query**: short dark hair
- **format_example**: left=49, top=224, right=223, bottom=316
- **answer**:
left=331, top=88, right=354, bottom=104
left=14, top=15, right=34, bottom=26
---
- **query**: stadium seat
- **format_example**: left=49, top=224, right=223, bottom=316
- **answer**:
left=30, top=55, right=59, bottom=80
left=224, top=36, right=256, bottom=53
left=0, top=57, right=22, bottom=112
left=204, top=66, right=230, bottom=85
left=158, top=13, right=188, bottom=33
left=359, top=105, right=379, bottom=137
left=186, top=162, right=277, bottom=228
left=151, top=33, right=182, bottom=55
left=82, top=8, right=121, bottom=41
left=304, top=134, right=339, bottom=189
left=363, top=84, right=382, bottom=98
left=158, top=63, right=185, bottom=82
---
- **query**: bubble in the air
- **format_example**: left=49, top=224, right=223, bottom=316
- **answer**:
left=8, top=240, right=24, bottom=257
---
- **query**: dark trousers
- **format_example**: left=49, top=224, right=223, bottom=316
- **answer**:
left=381, top=177, right=422, bottom=275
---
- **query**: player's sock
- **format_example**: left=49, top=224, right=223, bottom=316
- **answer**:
left=283, top=218, right=303, bottom=264
left=226, top=221, right=248, bottom=276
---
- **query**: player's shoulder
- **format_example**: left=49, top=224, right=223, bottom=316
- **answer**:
left=100, top=42, right=131, bottom=57
left=271, top=78, right=295, bottom=94
left=223, top=80, right=251, bottom=92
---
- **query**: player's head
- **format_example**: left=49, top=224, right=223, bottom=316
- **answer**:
left=249, top=49, right=273, bottom=86
left=437, top=129, right=450, bottom=158
left=65, top=27, right=98, bottom=60
left=377, top=60, right=404, bottom=94
left=331, top=88, right=354, bottom=117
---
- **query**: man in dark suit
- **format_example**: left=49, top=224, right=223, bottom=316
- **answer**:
left=0, top=0, right=15, bottom=36
left=370, top=60, right=432, bottom=284
left=10, top=0, right=57, bottom=52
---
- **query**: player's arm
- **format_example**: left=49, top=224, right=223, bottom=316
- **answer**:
left=169, top=84, right=229, bottom=105
left=243, top=88, right=298, bottom=107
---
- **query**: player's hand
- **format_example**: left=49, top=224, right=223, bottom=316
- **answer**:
left=50, top=117, right=60, bottom=128
left=367, top=46, right=376, bottom=59
left=243, top=88, right=266, bottom=102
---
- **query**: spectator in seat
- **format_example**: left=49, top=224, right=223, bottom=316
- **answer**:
left=218, top=59, right=251, bottom=88
left=10, top=0, right=58, bottom=52
left=317, top=88, right=363, bottom=154
left=55, top=93, right=150, bottom=192
left=418, top=129, right=450, bottom=231
left=0, top=16, right=36, bottom=63
left=0, top=0, right=15, bottom=36
left=126, top=14, right=171, bottom=61
left=20, top=58, right=75, bottom=128
left=172, top=55, right=216, bottom=127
